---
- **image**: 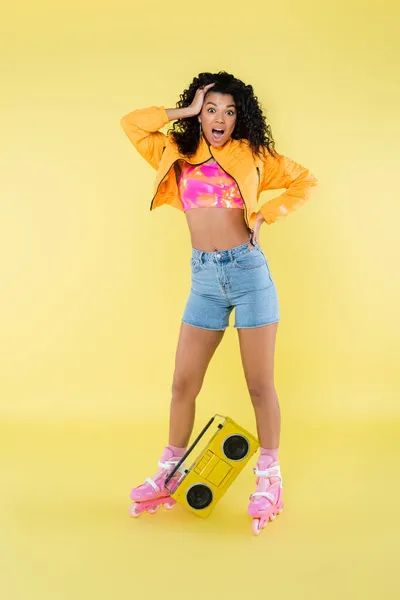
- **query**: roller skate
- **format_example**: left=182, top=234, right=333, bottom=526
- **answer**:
left=129, top=447, right=186, bottom=518
left=248, top=455, right=284, bottom=536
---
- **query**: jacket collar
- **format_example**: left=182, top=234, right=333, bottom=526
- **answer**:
left=173, top=134, right=250, bottom=165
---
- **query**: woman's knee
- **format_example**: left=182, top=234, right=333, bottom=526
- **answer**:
left=171, top=372, right=202, bottom=402
left=247, top=383, right=277, bottom=406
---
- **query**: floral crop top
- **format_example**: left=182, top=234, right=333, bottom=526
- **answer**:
left=178, top=160, right=244, bottom=211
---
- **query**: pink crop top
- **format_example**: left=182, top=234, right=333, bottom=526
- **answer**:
left=178, top=160, right=244, bottom=211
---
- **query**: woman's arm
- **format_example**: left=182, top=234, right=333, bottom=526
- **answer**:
left=258, top=153, right=318, bottom=224
left=120, top=106, right=171, bottom=169
left=120, top=85, right=213, bottom=169
left=165, top=108, right=197, bottom=121
left=120, top=107, right=198, bottom=170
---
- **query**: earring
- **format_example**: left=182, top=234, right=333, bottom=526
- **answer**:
left=199, top=122, right=202, bottom=137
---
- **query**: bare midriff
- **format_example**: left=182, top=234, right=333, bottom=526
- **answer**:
left=185, top=208, right=250, bottom=252
left=177, top=158, right=251, bottom=252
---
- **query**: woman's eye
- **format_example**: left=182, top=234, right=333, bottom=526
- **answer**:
left=208, top=108, right=215, bottom=113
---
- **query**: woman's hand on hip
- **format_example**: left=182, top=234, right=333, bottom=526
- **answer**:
left=252, top=213, right=266, bottom=246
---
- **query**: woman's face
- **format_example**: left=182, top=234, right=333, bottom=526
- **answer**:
left=199, top=92, right=237, bottom=148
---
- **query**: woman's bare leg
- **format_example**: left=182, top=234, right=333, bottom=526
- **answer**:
left=169, top=323, right=225, bottom=447
left=237, top=322, right=280, bottom=448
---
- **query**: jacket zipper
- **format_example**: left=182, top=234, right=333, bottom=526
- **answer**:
left=209, top=148, right=251, bottom=230
left=150, top=157, right=212, bottom=211
left=150, top=151, right=253, bottom=231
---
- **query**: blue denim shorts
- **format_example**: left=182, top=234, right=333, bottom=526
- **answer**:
left=182, top=241, right=280, bottom=330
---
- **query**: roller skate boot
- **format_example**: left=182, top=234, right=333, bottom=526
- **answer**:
left=129, top=447, right=186, bottom=518
left=248, top=455, right=284, bottom=535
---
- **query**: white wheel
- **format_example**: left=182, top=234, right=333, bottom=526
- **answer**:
left=252, top=519, right=262, bottom=536
left=146, top=504, right=160, bottom=515
left=129, top=504, right=141, bottom=518
left=163, top=501, right=175, bottom=511
left=270, top=513, right=276, bottom=521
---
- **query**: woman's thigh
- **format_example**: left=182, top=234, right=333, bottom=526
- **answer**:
left=172, top=322, right=225, bottom=393
left=237, top=322, right=279, bottom=391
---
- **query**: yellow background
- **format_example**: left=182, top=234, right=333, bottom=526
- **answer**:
left=1, top=0, right=399, bottom=598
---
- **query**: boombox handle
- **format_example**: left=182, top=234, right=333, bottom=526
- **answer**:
left=164, top=413, right=226, bottom=493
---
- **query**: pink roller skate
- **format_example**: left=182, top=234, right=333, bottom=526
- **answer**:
left=129, top=447, right=186, bottom=518
left=248, top=455, right=284, bottom=536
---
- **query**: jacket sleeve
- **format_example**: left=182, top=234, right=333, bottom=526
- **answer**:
left=258, top=152, right=318, bottom=224
left=120, top=106, right=170, bottom=170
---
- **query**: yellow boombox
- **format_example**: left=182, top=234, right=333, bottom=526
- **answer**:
left=165, top=414, right=259, bottom=518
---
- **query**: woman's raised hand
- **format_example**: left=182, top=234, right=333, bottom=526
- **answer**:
left=189, top=83, right=215, bottom=115
left=166, top=83, right=215, bottom=122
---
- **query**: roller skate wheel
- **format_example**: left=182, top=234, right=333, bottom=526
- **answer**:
left=270, top=513, right=277, bottom=521
left=163, top=501, right=175, bottom=511
left=129, top=504, right=142, bottom=518
left=252, top=519, right=263, bottom=536
left=146, top=505, right=160, bottom=515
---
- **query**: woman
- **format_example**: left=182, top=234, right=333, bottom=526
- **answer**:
left=120, top=71, right=318, bottom=534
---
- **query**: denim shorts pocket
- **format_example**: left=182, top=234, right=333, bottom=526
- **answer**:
left=190, top=257, right=203, bottom=273
left=233, top=249, right=267, bottom=270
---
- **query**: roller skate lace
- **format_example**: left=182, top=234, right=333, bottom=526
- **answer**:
left=129, top=448, right=187, bottom=517
left=250, top=461, right=282, bottom=505
left=130, top=447, right=186, bottom=503
left=144, top=457, right=185, bottom=493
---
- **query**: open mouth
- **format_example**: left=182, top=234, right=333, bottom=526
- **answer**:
left=212, top=128, right=225, bottom=141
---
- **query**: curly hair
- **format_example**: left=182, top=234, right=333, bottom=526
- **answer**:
left=168, top=71, right=277, bottom=159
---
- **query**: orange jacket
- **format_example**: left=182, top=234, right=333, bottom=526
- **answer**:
left=120, top=106, right=318, bottom=229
